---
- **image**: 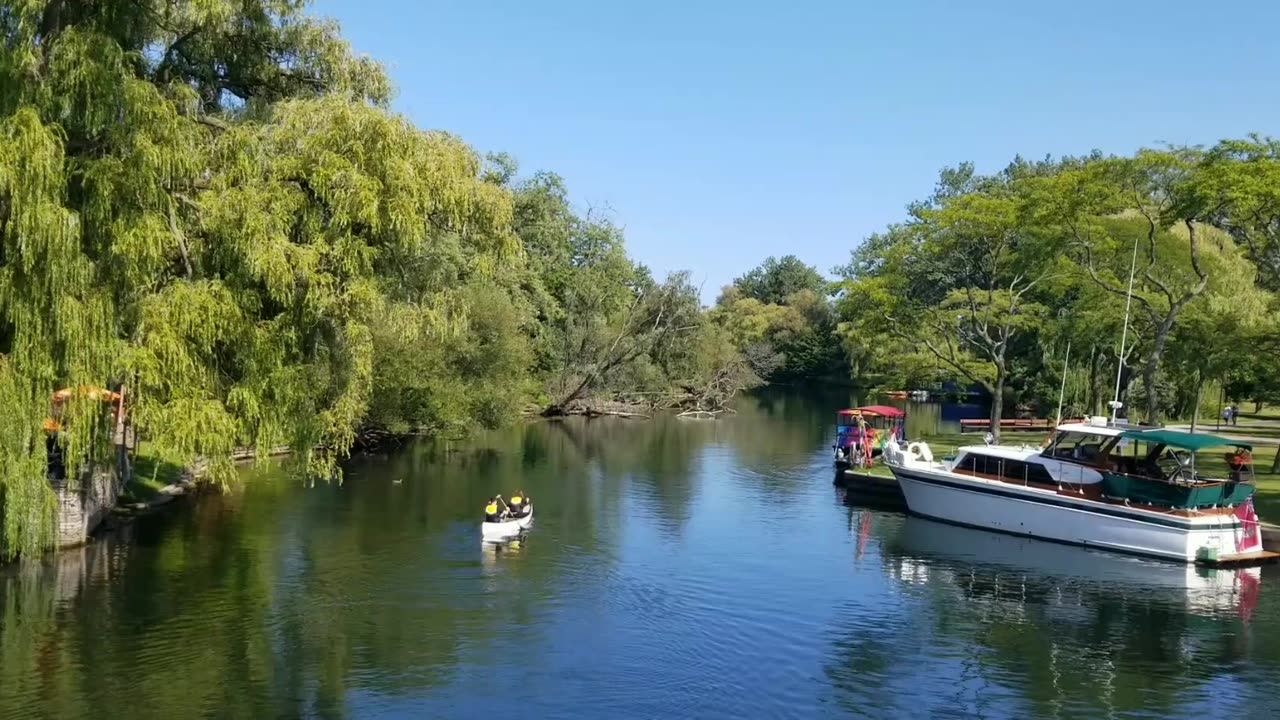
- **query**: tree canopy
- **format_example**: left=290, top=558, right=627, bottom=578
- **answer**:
left=0, top=0, right=753, bottom=558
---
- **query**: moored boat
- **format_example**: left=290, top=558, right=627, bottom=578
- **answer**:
left=883, top=417, right=1268, bottom=564
left=833, top=406, right=905, bottom=468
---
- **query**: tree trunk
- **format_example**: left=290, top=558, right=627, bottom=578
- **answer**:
left=1190, top=370, right=1204, bottom=433
left=1143, top=321, right=1177, bottom=424
left=1087, top=345, right=1100, bottom=416
left=989, top=365, right=1005, bottom=444
left=1112, top=362, right=1133, bottom=417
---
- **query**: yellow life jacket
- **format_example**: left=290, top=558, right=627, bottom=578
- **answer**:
left=485, top=503, right=498, bottom=515
left=511, top=496, right=523, bottom=504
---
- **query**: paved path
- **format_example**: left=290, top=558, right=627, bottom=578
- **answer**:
left=1167, top=423, right=1280, bottom=447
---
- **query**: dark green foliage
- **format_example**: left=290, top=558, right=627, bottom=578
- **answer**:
left=732, top=255, right=828, bottom=306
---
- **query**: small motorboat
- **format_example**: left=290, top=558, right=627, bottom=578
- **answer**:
left=833, top=406, right=906, bottom=468
left=481, top=503, right=533, bottom=541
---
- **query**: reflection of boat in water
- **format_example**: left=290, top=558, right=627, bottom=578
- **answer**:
left=888, top=515, right=1260, bottom=618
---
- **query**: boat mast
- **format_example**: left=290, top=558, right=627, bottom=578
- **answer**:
left=1056, top=341, right=1071, bottom=425
left=1111, top=235, right=1140, bottom=424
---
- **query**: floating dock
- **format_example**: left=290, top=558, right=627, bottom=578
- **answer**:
left=1196, top=550, right=1280, bottom=568
left=834, top=468, right=905, bottom=506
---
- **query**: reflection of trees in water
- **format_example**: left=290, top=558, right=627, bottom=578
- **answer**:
left=0, top=444, right=601, bottom=718
left=822, top=517, right=1272, bottom=719
left=736, top=386, right=842, bottom=452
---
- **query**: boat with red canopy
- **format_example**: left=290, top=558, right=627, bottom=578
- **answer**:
left=833, top=405, right=906, bottom=468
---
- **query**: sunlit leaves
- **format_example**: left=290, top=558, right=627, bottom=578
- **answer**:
left=0, top=0, right=519, bottom=556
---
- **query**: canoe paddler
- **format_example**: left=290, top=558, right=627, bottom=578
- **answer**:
left=509, top=491, right=528, bottom=517
left=484, top=497, right=503, bottom=522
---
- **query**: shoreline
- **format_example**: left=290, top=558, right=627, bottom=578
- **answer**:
left=105, top=446, right=295, bottom=530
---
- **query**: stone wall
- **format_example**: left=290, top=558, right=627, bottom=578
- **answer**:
left=50, top=457, right=124, bottom=549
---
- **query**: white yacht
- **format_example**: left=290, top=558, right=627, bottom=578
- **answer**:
left=883, top=417, right=1265, bottom=564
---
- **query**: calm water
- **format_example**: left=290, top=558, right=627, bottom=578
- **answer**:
left=3, top=390, right=1279, bottom=719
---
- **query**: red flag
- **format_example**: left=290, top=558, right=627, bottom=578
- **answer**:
left=1234, top=498, right=1260, bottom=553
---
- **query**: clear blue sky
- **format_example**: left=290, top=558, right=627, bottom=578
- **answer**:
left=314, top=0, right=1279, bottom=302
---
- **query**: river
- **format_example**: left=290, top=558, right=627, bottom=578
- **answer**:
left=2, top=390, right=1279, bottom=719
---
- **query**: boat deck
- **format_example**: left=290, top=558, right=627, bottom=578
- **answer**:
left=1197, top=550, right=1280, bottom=568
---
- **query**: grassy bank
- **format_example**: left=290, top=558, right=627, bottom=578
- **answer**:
left=121, top=448, right=186, bottom=504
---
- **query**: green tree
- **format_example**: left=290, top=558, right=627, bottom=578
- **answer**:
left=732, top=255, right=827, bottom=306
left=1043, top=151, right=1219, bottom=423
left=855, top=179, right=1057, bottom=440
left=1189, top=136, right=1280, bottom=290
left=0, top=0, right=515, bottom=556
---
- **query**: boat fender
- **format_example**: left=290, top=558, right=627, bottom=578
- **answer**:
left=907, top=441, right=933, bottom=463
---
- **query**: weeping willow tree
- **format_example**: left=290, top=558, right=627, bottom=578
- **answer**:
left=0, top=1, right=518, bottom=558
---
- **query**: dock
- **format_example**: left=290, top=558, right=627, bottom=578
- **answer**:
left=1196, top=550, right=1280, bottom=568
left=834, top=468, right=904, bottom=506
left=960, top=418, right=1055, bottom=434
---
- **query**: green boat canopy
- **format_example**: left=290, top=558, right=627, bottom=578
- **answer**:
left=1119, top=429, right=1252, bottom=452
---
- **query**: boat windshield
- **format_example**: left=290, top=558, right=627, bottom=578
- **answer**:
left=1042, top=431, right=1109, bottom=464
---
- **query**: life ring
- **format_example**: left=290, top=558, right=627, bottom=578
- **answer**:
left=907, top=441, right=933, bottom=463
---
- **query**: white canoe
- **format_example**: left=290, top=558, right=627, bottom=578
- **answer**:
left=481, top=503, right=533, bottom=541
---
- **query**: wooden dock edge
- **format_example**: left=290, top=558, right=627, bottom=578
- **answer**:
left=1196, top=550, right=1280, bottom=568
left=1194, top=524, right=1280, bottom=567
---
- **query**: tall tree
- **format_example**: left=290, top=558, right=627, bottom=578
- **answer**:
left=1188, top=137, right=1280, bottom=290
left=0, top=0, right=514, bottom=556
left=1046, top=151, right=1213, bottom=423
left=841, top=174, right=1057, bottom=440
left=732, top=255, right=827, bottom=306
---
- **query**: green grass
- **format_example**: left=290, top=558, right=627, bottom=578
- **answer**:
left=1242, top=405, right=1280, bottom=421
left=121, top=451, right=185, bottom=503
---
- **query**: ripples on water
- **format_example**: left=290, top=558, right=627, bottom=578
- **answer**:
left=4, top=392, right=1280, bottom=718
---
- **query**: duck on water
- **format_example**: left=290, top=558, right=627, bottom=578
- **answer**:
left=883, top=416, right=1269, bottom=564
left=482, top=493, right=534, bottom=541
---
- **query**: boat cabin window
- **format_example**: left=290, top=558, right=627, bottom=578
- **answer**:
left=1096, top=436, right=1182, bottom=478
left=956, top=454, right=1057, bottom=485
left=1042, top=432, right=1107, bottom=463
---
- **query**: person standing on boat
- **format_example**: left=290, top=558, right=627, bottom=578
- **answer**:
left=854, top=413, right=869, bottom=466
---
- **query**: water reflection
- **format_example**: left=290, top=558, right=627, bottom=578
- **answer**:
left=826, top=512, right=1277, bottom=718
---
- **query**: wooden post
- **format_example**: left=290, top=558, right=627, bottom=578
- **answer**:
left=114, top=385, right=131, bottom=484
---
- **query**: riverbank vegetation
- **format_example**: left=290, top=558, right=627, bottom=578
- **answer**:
left=3, top=1, right=1280, bottom=556
left=0, top=0, right=760, bottom=557
left=832, top=152, right=1280, bottom=438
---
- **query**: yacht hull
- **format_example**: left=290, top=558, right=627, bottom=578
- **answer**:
left=891, top=465, right=1259, bottom=563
